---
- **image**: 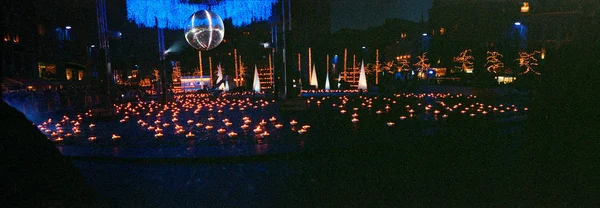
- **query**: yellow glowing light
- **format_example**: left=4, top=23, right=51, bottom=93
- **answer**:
left=541, top=47, right=546, bottom=60
left=521, top=2, right=529, bottom=13
left=298, top=129, right=307, bottom=135
left=253, top=126, right=263, bottom=134
left=453, top=49, right=474, bottom=73
left=186, top=132, right=195, bottom=138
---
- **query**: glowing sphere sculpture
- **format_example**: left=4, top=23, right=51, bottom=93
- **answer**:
left=185, top=10, right=224, bottom=51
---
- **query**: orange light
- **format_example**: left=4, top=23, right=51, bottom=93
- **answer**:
left=521, top=2, right=530, bottom=13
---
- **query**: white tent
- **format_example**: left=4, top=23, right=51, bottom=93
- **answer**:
left=224, top=80, right=230, bottom=92
left=252, top=65, right=261, bottom=92
left=358, top=61, right=368, bottom=90
left=324, top=69, right=330, bottom=90
left=216, top=64, right=225, bottom=90
left=310, top=65, right=318, bottom=88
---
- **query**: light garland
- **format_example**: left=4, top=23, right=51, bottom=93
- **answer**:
left=126, top=0, right=278, bottom=29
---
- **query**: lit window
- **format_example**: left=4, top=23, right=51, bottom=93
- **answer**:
left=541, top=47, right=546, bottom=60
left=78, top=70, right=84, bottom=80
left=38, top=24, right=45, bottom=35
left=521, top=2, right=529, bottom=13
left=66, top=69, right=73, bottom=80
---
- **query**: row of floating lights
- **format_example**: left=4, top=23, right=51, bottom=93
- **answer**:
left=37, top=93, right=310, bottom=143
left=304, top=93, right=529, bottom=127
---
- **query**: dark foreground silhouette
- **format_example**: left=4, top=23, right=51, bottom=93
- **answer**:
left=1, top=101, right=95, bottom=207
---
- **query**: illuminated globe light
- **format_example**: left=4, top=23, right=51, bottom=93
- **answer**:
left=185, top=10, right=224, bottom=51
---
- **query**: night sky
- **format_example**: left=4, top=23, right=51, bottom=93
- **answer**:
left=331, top=0, right=433, bottom=32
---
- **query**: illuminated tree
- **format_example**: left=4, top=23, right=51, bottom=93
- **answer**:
left=238, top=62, right=247, bottom=84
left=399, top=58, right=411, bottom=71
left=413, top=52, right=430, bottom=72
left=484, top=51, right=505, bottom=74
left=172, top=67, right=181, bottom=82
left=192, top=67, right=202, bottom=76
left=380, top=61, right=392, bottom=72
left=516, top=51, right=542, bottom=75
left=453, top=49, right=474, bottom=73
left=153, top=69, right=160, bottom=81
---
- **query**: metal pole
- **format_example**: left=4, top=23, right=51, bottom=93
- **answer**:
left=161, top=56, right=167, bottom=103
left=287, top=0, right=292, bottom=31
left=198, top=51, right=203, bottom=84
left=308, top=47, right=312, bottom=82
left=272, top=48, right=276, bottom=90
left=353, top=54, right=356, bottom=85
left=239, top=55, right=243, bottom=85
left=344, top=48, right=347, bottom=81
left=282, top=0, right=287, bottom=98
left=269, top=53, right=273, bottom=89
left=376, top=49, right=379, bottom=84
left=234, top=48, right=238, bottom=86
left=326, top=54, right=329, bottom=74
left=209, top=56, right=213, bottom=87
left=96, top=0, right=111, bottom=106
left=298, top=53, right=301, bottom=73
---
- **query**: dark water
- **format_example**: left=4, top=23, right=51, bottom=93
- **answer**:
left=57, top=93, right=544, bottom=206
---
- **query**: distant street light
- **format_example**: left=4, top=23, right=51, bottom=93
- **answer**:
left=514, top=22, right=521, bottom=26
left=66, top=26, right=72, bottom=29
left=422, top=33, right=428, bottom=36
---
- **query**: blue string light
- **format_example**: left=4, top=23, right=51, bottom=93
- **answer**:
left=126, top=0, right=278, bottom=29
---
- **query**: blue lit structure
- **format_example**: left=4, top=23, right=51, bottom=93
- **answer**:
left=126, top=0, right=278, bottom=29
